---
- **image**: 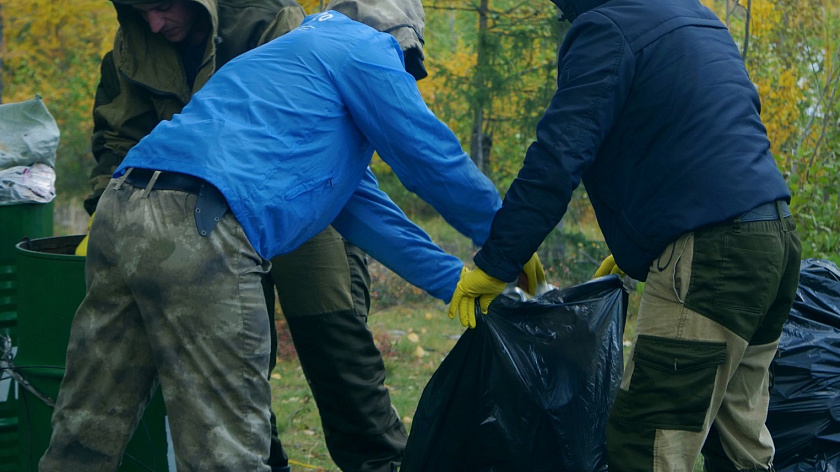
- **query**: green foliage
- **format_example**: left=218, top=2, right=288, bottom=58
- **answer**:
left=422, top=1, right=563, bottom=186
left=1, top=0, right=116, bottom=199
left=789, top=144, right=840, bottom=265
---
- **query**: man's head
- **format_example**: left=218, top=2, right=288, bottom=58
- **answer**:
left=113, top=0, right=208, bottom=45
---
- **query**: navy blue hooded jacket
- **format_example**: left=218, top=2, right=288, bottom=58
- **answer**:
left=474, top=0, right=790, bottom=282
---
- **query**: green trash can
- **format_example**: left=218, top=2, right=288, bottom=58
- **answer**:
left=0, top=201, right=54, bottom=472
left=14, top=235, right=172, bottom=471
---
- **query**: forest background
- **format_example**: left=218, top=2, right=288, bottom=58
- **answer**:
left=1, top=0, right=838, bottom=270
left=1, top=0, right=839, bottom=470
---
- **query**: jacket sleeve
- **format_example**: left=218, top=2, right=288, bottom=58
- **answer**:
left=474, top=13, right=635, bottom=282
left=84, top=50, right=160, bottom=215
left=336, top=34, right=502, bottom=247
left=257, top=4, right=306, bottom=45
left=332, top=169, right=464, bottom=302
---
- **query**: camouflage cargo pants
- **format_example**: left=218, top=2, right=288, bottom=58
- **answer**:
left=39, top=178, right=273, bottom=471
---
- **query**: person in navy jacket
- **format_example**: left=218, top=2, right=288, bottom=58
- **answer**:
left=447, top=0, right=801, bottom=470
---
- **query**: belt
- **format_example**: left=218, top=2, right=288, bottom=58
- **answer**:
left=124, top=168, right=205, bottom=194
left=736, top=200, right=791, bottom=223
left=119, top=168, right=228, bottom=237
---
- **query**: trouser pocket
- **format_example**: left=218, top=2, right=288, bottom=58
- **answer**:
left=610, top=335, right=726, bottom=432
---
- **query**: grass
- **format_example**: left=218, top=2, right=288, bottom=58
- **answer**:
left=270, top=296, right=465, bottom=471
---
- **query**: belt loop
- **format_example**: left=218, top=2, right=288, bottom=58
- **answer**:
left=114, top=167, right=133, bottom=190
left=732, top=217, right=741, bottom=233
left=141, top=171, right=162, bottom=199
left=776, top=200, right=789, bottom=232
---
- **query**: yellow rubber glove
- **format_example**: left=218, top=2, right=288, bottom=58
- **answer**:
left=74, top=212, right=94, bottom=257
left=448, top=265, right=507, bottom=329
left=521, top=252, right=547, bottom=295
left=594, top=254, right=625, bottom=278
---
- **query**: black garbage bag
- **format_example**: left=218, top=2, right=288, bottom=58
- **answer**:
left=401, top=276, right=627, bottom=472
left=768, top=259, right=840, bottom=472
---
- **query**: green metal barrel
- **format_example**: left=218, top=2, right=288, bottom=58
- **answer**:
left=0, top=202, right=54, bottom=472
left=14, top=235, right=171, bottom=471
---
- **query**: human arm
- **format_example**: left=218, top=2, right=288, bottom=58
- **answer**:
left=473, top=14, right=635, bottom=282
left=335, top=34, right=550, bottom=322
left=333, top=169, right=546, bottom=321
left=332, top=168, right=464, bottom=303
left=335, top=34, right=502, bottom=247
left=84, top=49, right=162, bottom=215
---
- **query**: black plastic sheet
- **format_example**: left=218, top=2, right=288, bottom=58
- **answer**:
left=402, top=276, right=627, bottom=472
left=768, top=259, right=840, bottom=471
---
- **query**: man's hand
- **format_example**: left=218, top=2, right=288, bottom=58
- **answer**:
left=74, top=212, right=94, bottom=257
left=520, top=252, right=546, bottom=295
left=594, top=254, right=625, bottom=278
left=448, top=266, right=506, bottom=329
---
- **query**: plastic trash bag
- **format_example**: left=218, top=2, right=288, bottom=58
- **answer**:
left=768, top=259, right=840, bottom=472
left=0, top=163, right=56, bottom=205
left=402, top=276, right=627, bottom=472
left=0, top=96, right=60, bottom=169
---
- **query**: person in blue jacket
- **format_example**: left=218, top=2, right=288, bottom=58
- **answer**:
left=39, top=10, right=544, bottom=471
left=447, top=0, right=801, bottom=470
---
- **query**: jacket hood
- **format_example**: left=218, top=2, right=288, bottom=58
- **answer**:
left=549, top=0, right=608, bottom=22
left=109, top=0, right=218, bottom=100
left=111, top=0, right=218, bottom=32
left=326, top=0, right=427, bottom=79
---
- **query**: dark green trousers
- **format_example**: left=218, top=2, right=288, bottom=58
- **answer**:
left=267, top=226, right=406, bottom=472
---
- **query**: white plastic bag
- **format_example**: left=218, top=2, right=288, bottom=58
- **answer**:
left=0, top=163, right=56, bottom=205
left=0, top=96, right=60, bottom=169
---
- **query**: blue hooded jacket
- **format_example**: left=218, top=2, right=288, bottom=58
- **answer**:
left=117, top=11, right=501, bottom=301
left=475, top=0, right=790, bottom=282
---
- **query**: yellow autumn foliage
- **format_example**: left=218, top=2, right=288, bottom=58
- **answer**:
left=2, top=0, right=117, bottom=191
left=298, top=0, right=326, bottom=13
left=756, top=67, right=803, bottom=167
left=2, top=0, right=115, bottom=103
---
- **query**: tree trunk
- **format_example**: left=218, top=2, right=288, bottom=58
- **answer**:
left=469, top=0, right=491, bottom=173
left=742, top=0, right=751, bottom=60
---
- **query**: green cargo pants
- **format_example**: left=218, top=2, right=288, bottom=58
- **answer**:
left=607, top=211, right=800, bottom=471
left=268, top=226, right=407, bottom=472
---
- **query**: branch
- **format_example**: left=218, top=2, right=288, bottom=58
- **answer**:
left=795, top=24, right=840, bottom=179
left=741, top=0, right=751, bottom=60
left=805, top=43, right=840, bottom=179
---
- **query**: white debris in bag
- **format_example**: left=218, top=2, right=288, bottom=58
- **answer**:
left=0, top=163, right=56, bottom=205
